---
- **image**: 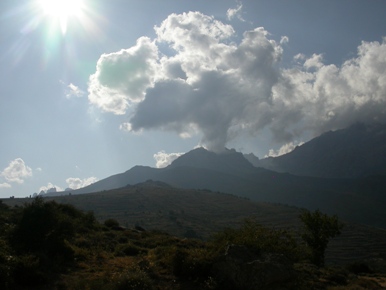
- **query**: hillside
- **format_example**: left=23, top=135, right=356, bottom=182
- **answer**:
left=2, top=195, right=386, bottom=289
left=254, top=123, right=386, bottom=178
left=10, top=183, right=386, bottom=266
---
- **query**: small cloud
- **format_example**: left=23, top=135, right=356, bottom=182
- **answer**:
left=66, top=177, right=98, bottom=190
left=0, top=183, right=11, bottom=189
left=66, top=83, right=85, bottom=98
left=35, top=167, right=42, bottom=172
left=39, top=182, right=64, bottom=194
left=154, top=151, right=184, bottom=168
left=294, top=53, right=306, bottom=61
left=119, top=122, right=133, bottom=132
left=280, top=36, right=289, bottom=45
left=1, top=158, right=32, bottom=184
left=265, top=141, right=304, bottom=157
left=227, top=2, right=245, bottom=21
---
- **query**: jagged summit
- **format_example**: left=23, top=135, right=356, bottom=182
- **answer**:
left=169, top=147, right=255, bottom=174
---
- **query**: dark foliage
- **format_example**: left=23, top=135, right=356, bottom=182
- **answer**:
left=210, top=218, right=302, bottom=263
left=0, top=198, right=384, bottom=289
left=299, top=209, right=343, bottom=267
left=11, top=197, right=96, bottom=258
left=104, top=218, right=120, bottom=228
left=1, top=197, right=98, bottom=289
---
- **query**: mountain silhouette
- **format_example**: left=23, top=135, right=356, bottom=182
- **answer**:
left=50, top=123, right=386, bottom=229
left=169, top=147, right=255, bottom=175
left=254, top=123, right=386, bottom=178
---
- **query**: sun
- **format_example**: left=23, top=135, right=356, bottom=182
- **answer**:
left=38, top=0, right=85, bottom=34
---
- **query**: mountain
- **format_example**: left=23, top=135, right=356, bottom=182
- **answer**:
left=50, top=142, right=386, bottom=228
left=253, top=123, right=386, bottom=178
left=68, top=147, right=261, bottom=195
left=169, top=147, right=255, bottom=175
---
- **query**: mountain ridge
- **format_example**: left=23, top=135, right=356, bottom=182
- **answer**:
left=46, top=123, right=386, bottom=229
left=254, top=122, right=386, bottom=178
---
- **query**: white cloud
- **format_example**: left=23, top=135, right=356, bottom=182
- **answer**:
left=227, top=2, right=245, bottom=21
left=0, top=183, right=11, bottom=189
left=119, top=122, right=132, bottom=132
left=280, top=36, right=289, bottom=45
left=39, top=182, right=64, bottom=194
left=88, top=37, right=159, bottom=114
left=271, top=37, right=386, bottom=139
left=303, top=53, right=324, bottom=70
left=66, top=83, right=85, bottom=98
left=154, top=151, right=184, bottom=168
left=88, top=11, right=386, bottom=152
left=1, top=158, right=32, bottom=184
left=66, top=177, right=98, bottom=190
left=265, top=141, right=304, bottom=157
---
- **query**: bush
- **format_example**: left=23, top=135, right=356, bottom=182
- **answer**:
left=115, top=243, right=146, bottom=257
left=105, top=218, right=120, bottom=228
left=9, top=197, right=98, bottom=272
left=172, top=247, right=213, bottom=280
left=12, top=255, right=46, bottom=287
left=210, top=218, right=301, bottom=262
left=113, top=268, right=154, bottom=290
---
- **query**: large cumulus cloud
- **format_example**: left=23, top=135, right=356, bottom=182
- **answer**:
left=88, top=11, right=386, bottom=151
left=271, top=40, right=386, bottom=141
left=1, top=158, right=32, bottom=184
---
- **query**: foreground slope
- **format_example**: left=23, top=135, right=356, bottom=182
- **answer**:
left=10, top=183, right=386, bottom=266
left=2, top=195, right=386, bottom=290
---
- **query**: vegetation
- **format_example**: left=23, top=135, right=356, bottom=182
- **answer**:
left=299, top=209, right=344, bottom=267
left=210, top=218, right=302, bottom=262
left=0, top=198, right=384, bottom=289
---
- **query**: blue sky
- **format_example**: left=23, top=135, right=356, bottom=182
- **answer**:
left=1, top=0, right=386, bottom=197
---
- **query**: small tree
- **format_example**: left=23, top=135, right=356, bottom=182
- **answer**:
left=299, top=209, right=343, bottom=267
left=104, top=218, right=120, bottom=228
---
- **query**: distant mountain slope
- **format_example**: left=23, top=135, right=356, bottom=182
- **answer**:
left=254, top=123, right=386, bottom=178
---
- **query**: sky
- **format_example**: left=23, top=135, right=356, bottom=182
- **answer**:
left=1, top=0, right=386, bottom=198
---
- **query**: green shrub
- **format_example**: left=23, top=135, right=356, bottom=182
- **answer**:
left=105, top=218, right=120, bottom=228
left=9, top=197, right=98, bottom=269
left=115, top=243, right=146, bottom=256
left=172, top=247, right=213, bottom=280
left=299, top=209, right=343, bottom=267
left=12, top=254, right=46, bottom=287
left=210, top=218, right=301, bottom=262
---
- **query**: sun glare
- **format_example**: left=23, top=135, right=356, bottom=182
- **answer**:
left=38, top=0, right=85, bottom=34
